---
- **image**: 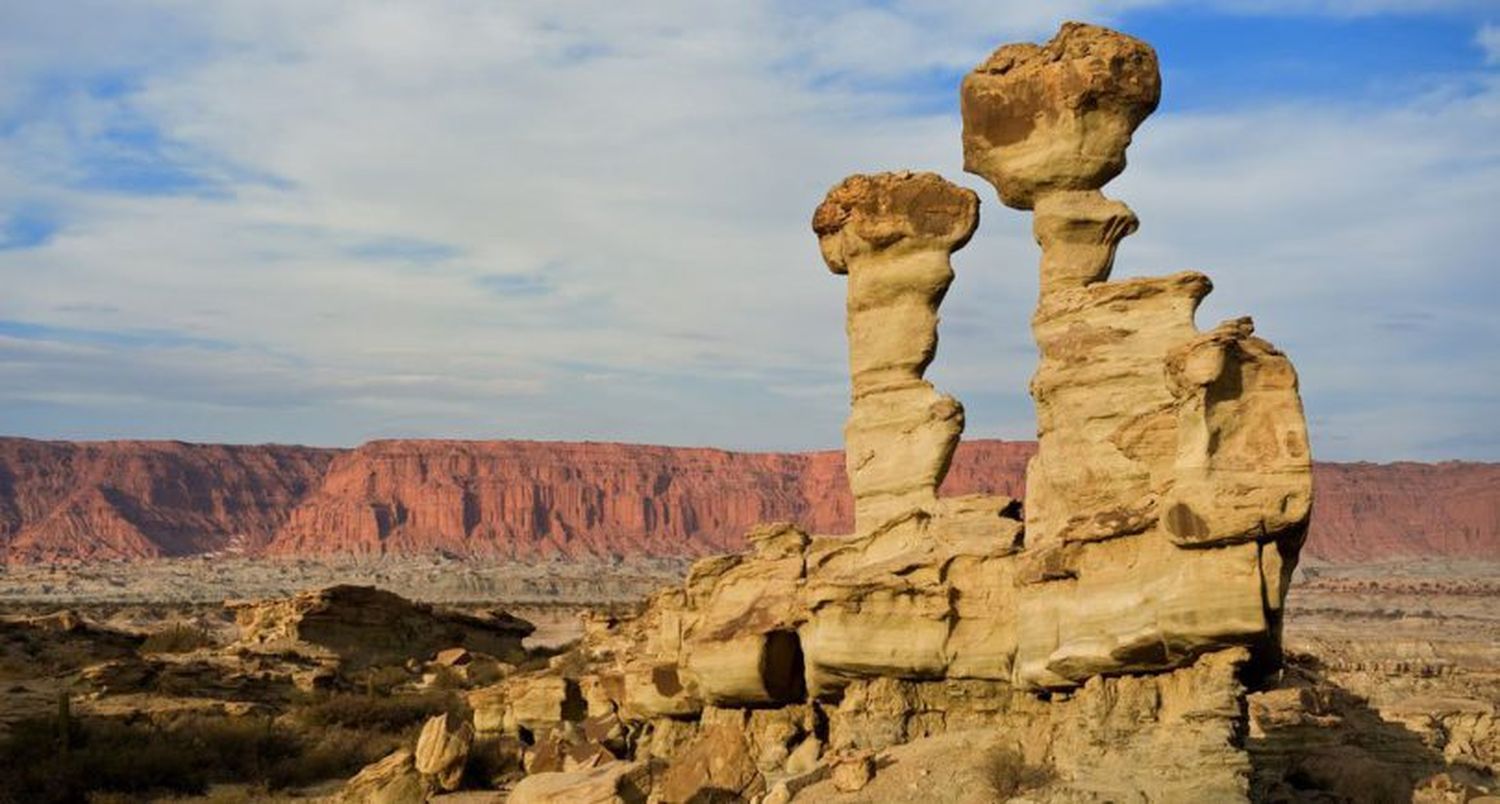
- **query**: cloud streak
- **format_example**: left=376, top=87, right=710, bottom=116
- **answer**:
left=0, top=2, right=1496, bottom=460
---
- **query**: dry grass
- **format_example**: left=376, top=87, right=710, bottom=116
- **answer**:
left=980, top=745, right=1054, bottom=798
left=140, top=624, right=217, bottom=654
left=0, top=702, right=421, bottom=803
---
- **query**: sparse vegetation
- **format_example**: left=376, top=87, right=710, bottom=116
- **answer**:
left=980, top=745, right=1054, bottom=798
left=140, top=623, right=216, bottom=654
left=0, top=688, right=459, bottom=803
left=291, top=689, right=467, bottom=733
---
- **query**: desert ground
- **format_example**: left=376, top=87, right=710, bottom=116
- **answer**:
left=1, top=557, right=1495, bottom=802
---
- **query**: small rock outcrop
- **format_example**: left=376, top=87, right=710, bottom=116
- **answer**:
left=227, top=584, right=532, bottom=668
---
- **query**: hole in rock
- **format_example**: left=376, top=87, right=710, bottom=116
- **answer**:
left=760, top=630, right=807, bottom=704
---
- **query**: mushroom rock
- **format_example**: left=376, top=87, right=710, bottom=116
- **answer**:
left=490, top=20, right=1323, bottom=803
left=961, top=21, right=1313, bottom=688
left=812, top=171, right=978, bottom=537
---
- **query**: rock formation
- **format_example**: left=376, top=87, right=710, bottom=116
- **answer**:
left=228, top=584, right=532, bottom=669
left=0, top=438, right=334, bottom=563
left=422, top=21, right=1333, bottom=801
left=812, top=171, right=978, bottom=535
left=962, top=20, right=1313, bottom=689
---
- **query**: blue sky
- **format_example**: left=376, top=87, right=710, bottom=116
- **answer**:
left=1, top=1, right=1497, bottom=460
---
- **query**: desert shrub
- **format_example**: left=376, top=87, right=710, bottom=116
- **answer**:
left=980, top=745, right=1053, bottom=798
left=292, top=690, right=467, bottom=733
left=355, top=664, right=414, bottom=696
left=427, top=664, right=464, bottom=690
left=0, top=711, right=386, bottom=803
left=140, top=624, right=215, bottom=654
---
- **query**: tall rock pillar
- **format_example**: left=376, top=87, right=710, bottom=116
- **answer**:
left=812, top=172, right=980, bottom=537
left=962, top=22, right=1314, bottom=687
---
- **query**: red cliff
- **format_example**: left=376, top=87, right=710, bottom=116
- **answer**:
left=1, top=437, right=1494, bottom=565
left=0, top=439, right=336, bottom=563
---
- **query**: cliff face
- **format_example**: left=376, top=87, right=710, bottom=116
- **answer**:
left=0, top=439, right=336, bottom=563
left=0, top=437, right=1493, bottom=564
left=264, top=440, right=1031, bottom=560
left=1307, top=461, right=1500, bottom=563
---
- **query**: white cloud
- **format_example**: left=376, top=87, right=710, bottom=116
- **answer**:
left=0, top=2, right=1496, bottom=460
left=1479, top=23, right=1500, bottom=64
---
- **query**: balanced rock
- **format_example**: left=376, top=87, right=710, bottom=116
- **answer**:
left=960, top=21, right=1160, bottom=210
left=961, top=21, right=1312, bottom=689
left=813, top=171, right=978, bottom=536
left=478, top=20, right=1317, bottom=804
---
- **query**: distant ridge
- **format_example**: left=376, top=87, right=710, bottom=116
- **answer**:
left=1, top=437, right=1495, bottom=565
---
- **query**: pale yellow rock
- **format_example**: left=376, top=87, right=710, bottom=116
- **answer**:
left=467, top=673, right=586, bottom=737
left=415, top=712, right=474, bottom=791
left=505, top=759, right=654, bottom=804
left=813, top=171, right=977, bottom=536
left=962, top=21, right=1313, bottom=689
left=680, top=528, right=807, bottom=705
left=960, top=22, right=1160, bottom=210
left=339, top=748, right=429, bottom=804
left=832, top=751, right=876, bottom=792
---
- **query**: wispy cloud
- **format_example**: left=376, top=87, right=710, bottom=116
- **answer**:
left=1479, top=23, right=1500, bottom=64
left=0, top=2, right=1496, bottom=459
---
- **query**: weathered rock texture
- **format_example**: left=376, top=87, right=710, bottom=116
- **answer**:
left=0, top=438, right=333, bottom=563
left=227, top=584, right=531, bottom=668
left=961, top=21, right=1313, bottom=688
left=455, top=21, right=1360, bottom=803
left=813, top=171, right=979, bottom=535
left=2, top=437, right=1494, bottom=566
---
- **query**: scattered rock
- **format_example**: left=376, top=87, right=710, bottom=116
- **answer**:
left=832, top=751, right=876, bottom=792
left=339, top=747, right=429, bottom=804
left=415, top=712, right=474, bottom=791
left=654, top=724, right=765, bottom=803
left=506, top=759, right=655, bottom=804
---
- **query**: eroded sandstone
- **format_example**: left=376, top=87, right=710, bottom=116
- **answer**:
left=450, top=19, right=1334, bottom=803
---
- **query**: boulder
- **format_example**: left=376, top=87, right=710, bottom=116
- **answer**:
left=415, top=712, right=474, bottom=791
left=654, top=724, right=765, bottom=803
left=339, top=748, right=429, bottom=804
left=506, top=759, right=655, bottom=804
left=960, top=21, right=1160, bottom=210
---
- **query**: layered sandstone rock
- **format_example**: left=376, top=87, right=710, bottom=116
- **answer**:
left=415, top=712, right=474, bottom=791
left=227, top=584, right=532, bottom=668
left=265, top=439, right=856, bottom=559
left=961, top=21, right=1313, bottom=688
left=0, top=438, right=333, bottom=563
left=466, top=20, right=1337, bottom=803
left=812, top=171, right=978, bottom=535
